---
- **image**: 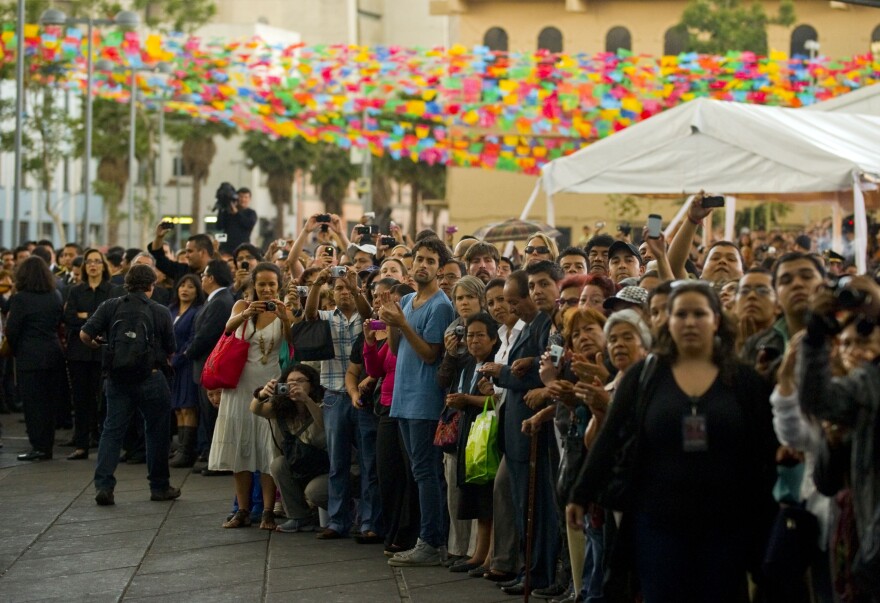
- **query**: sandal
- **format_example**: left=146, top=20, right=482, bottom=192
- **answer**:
left=259, top=510, right=276, bottom=531
left=222, top=509, right=252, bottom=529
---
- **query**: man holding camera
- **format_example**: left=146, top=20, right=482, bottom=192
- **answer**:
left=304, top=267, right=374, bottom=540
left=799, top=276, right=880, bottom=598
left=215, top=185, right=257, bottom=254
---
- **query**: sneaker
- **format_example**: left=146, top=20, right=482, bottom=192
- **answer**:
left=95, top=489, right=115, bottom=506
left=150, top=486, right=181, bottom=502
left=388, top=539, right=441, bottom=567
left=275, top=516, right=317, bottom=533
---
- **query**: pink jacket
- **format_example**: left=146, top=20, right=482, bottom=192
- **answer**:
left=363, top=339, right=396, bottom=407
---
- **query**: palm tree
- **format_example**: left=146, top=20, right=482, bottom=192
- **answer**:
left=240, top=132, right=314, bottom=237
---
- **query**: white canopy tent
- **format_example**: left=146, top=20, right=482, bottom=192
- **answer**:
left=808, top=83, right=880, bottom=115
left=521, top=98, right=880, bottom=272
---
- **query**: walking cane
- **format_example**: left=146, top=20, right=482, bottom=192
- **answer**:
left=523, top=429, right=538, bottom=602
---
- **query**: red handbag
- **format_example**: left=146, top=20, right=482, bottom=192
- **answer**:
left=201, top=325, right=250, bottom=390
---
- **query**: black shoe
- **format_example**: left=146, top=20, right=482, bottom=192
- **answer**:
left=95, top=489, right=115, bottom=506
left=150, top=486, right=181, bottom=502
left=17, top=450, right=52, bottom=461
left=498, top=577, right=521, bottom=589
left=501, top=583, right=526, bottom=596
left=533, top=584, right=569, bottom=599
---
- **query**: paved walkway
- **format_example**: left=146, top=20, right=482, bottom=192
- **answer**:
left=0, top=414, right=515, bottom=602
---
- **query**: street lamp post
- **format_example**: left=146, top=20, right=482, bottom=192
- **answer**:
left=128, top=72, right=137, bottom=245
left=12, top=0, right=24, bottom=246
left=39, top=8, right=140, bottom=246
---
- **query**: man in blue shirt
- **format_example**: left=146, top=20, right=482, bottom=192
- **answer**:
left=380, top=237, right=455, bottom=567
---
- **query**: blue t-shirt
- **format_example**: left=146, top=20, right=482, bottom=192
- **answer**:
left=390, top=289, right=455, bottom=420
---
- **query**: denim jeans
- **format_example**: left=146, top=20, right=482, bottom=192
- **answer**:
left=397, top=417, right=444, bottom=549
left=322, top=392, right=381, bottom=534
left=94, top=372, right=171, bottom=493
left=582, top=524, right=605, bottom=603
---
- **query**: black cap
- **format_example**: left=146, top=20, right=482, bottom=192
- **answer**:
left=608, top=240, right=644, bottom=265
left=825, top=250, right=844, bottom=263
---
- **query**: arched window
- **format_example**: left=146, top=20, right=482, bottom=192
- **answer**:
left=484, top=27, right=509, bottom=52
left=872, top=25, right=880, bottom=43
left=605, top=26, right=632, bottom=53
left=791, top=24, right=819, bottom=58
left=537, top=26, right=563, bottom=53
left=664, top=26, right=687, bottom=56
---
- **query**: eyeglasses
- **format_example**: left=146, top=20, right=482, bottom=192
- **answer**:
left=524, top=246, right=550, bottom=255
left=84, top=259, right=103, bottom=265
left=556, top=298, right=580, bottom=307
left=438, top=273, right=459, bottom=282
left=737, top=285, right=773, bottom=297
left=287, top=378, right=310, bottom=385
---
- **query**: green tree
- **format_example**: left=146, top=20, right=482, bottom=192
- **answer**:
left=605, top=194, right=641, bottom=229
left=735, top=202, right=793, bottom=232
left=309, top=143, right=359, bottom=217
left=679, top=0, right=795, bottom=54
left=380, top=157, right=446, bottom=238
left=240, top=133, right=314, bottom=238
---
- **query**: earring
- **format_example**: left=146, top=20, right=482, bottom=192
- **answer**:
left=713, top=334, right=722, bottom=351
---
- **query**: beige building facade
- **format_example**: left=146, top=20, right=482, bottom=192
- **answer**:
left=430, top=0, right=880, bottom=244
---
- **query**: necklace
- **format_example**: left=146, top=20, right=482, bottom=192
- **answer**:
left=258, top=330, right=275, bottom=365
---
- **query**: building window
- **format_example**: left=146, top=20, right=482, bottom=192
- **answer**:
left=605, top=26, right=632, bottom=53
left=538, top=27, right=563, bottom=53
left=791, top=24, right=818, bottom=58
left=484, top=27, right=509, bottom=52
left=172, top=157, right=191, bottom=177
left=872, top=24, right=880, bottom=43
left=664, top=26, right=688, bottom=56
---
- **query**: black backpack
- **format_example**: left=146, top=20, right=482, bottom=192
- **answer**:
left=106, top=295, right=156, bottom=381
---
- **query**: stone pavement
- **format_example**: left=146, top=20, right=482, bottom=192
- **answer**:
left=0, top=414, right=516, bottom=603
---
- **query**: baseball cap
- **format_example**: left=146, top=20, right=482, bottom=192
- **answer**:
left=357, top=265, right=379, bottom=279
left=351, top=243, right=377, bottom=256
left=603, top=286, right=649, bottom=311
left=608, top=240, right=644, bottom=265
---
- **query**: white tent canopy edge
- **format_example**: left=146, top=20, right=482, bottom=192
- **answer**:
left=523, top=98, right=880, bottom=273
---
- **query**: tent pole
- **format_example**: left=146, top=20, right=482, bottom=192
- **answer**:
left=832, top=201, right=842, bottom=254
left=852, top=172, right=868, bottom=274
left=520, top=178, right=542, bottom=220
left=724, top=196, right=736, bottom=241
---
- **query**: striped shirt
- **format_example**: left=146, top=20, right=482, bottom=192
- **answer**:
left=318, top=308, right=363, bottom=392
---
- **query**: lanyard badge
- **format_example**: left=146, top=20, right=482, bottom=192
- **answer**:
left=682, top=396, right=708, bottom=452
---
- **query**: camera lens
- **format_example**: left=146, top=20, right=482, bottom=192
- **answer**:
left=836, top=286, right=867, bottom=309
left=266, top=302, right=276, bottom=312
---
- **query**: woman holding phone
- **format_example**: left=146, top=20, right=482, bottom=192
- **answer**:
left=208, top=262, right=292, bottom=530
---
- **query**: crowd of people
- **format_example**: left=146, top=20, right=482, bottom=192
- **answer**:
left=0, top=194, right=878, bottom=603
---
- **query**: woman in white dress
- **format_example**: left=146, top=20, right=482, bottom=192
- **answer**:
left=209, top=262, right=291, bottom=530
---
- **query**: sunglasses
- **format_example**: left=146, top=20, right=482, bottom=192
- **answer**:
left=524, top=246, right=550, bottom=255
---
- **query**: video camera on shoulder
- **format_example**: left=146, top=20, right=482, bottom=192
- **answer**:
left=212, top=182, right=239, bottom=213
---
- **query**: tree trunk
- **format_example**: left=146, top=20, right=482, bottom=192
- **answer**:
left=97, top=155, right=128, bottom=246
left=372, top=172, right=392, bottom=215
left=182, top=135, right=217, bottom=230
left=267, top=170, right=294, bottom=238
left=409, top=181, right=421, bottom=239
left=320, top=185, right=343, bottom=216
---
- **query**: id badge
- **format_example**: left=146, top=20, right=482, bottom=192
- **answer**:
left=682, top=414, right=708, bottom=452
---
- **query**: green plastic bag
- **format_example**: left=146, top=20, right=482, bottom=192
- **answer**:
left=465, top=396, right=500, bottom=485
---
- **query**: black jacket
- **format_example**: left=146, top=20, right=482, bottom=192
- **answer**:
left=63, top=280, right=125, bottom=362
left=217, top=207, right=257, bottom=253
left=147, top=243, right=194, bottom=284
left=80, top=292, right=176, bottom=376
left=6, top=290, right=64, bottom=371
left=185, top=287, right=235, bottom=384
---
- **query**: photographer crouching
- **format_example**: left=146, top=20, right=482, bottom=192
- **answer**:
left=214, top=183, right=257, bottom=254
left=799, top=275, right=880, bottom=598
left=250, top=364, right=329, bottom=533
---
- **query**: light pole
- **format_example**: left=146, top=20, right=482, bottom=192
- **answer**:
left=39, top=8, right=140, bottom=246
left=12, top=0, right=24, bottom=246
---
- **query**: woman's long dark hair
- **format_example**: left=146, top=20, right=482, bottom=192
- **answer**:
left=272, top=364, right=325, bottom=425
left=171, top=273, right=206, bottom=312
left=249, top=262, right=283, bottom=326
left=653, top=280, right=738, bottom=384
left=14, top=256, right=55, bottom=293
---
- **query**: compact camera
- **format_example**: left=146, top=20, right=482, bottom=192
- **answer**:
left=265, top=301, right=277, bottom=312
left=454, top=325, right=465, bottom=338
left=275, top=382, right=290, bottom=396
left=331, top=266, right=347, bottom=278
left=549, top=344, right=564, bottom=367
